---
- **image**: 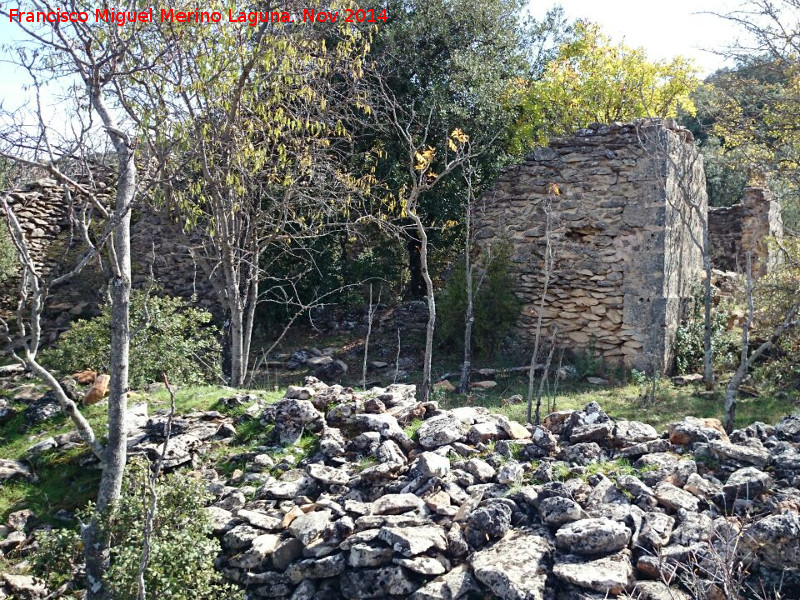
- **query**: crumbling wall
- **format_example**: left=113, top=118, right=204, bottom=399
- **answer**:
left=474, top=119, right=707, bottom=371
left=1, top=178, right=219, bottom=338
left=709, top=186, right=783, bottom=277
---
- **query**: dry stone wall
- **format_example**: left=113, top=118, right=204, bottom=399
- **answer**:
left=475, top=119, right=707, bottom=371
left=1, top=177, right=219, bottom=336
left=709, top=186, right=783, bottom=277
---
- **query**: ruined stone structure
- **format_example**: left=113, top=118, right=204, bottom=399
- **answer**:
left=709, top=186, right=783, bottom=277
left=1, top=178, right=218, bottom=338
left=475, top=119, right=708, bottom=371
left=1, top=120, right=784, bottom=369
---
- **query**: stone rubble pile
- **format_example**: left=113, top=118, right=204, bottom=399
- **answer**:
left=198, top=378, right=800, bottom=599
left=2, top=370, right=799, bottom=599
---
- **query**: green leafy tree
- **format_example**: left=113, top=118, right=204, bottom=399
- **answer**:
left=510, top=21, right=700, bottom=151
left=367, top=0, right=566, bottom=298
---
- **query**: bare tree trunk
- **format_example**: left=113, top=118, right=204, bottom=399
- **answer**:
left=458, top=263, right=474, bottom=395
left=241, top=258, right=260, bottom=382
left=725, top=254, right=754, bottom=433
left=534, top=325, right=558, bottom=425
left=458, top=166, right=475, bottom=395
left=410, top=210, right=435, bottom=403
left=229, top=305, right=246, bottom=388
left=527, top=195, right=554, bottom=423
left=724, top=253, right=800, bottom=432
left=137, top=375, right=177, bottom=600
left=83, top=94, right=136, bottom=600
left=406, top=238, right=425, bottom=300
left=362, top=285, right=380, bottom=390
left=702, top=225, right=715, bottom=390
left=394, top=328, right=401, bottom=385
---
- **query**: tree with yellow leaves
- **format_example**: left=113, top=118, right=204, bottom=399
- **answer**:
left=135, top=1, right=373, bottom=387
left=508, top=21, right=700, bottom=152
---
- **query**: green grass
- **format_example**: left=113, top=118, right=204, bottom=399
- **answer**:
left=437, top=378, right=799, bottom=432
left=402, top=418, right=424, bottom=441
left=0, top=383, right=284, bottom=524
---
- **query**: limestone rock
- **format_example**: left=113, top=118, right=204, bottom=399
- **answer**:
left=378, top=525, right=447, bottom=556
left=372, top=493, right=424, bottom=515
left=554, top=518, right=631, bottom=555
left=348, top=543, right=393, bottom=568
left=287, top=510, right=332, bottom=546
left=653, top=482, right=700, bottom=512
left=339, top=566, right=419, bottom=598
left=227, top=533, right=280, bottom=570
left=633, top=581, right=691, bottom=600
left=285, top=553, right=346, bottom=584
left=668, top=416, right=728, bottom=445
left=774, top=413, right=800, bottom=442
left=258, top=470, right=318, bottom=500
left=496, top=461, right=524, bottom=485
left=721, top=467, right=771, bottom=506
left=306, top=463, right=351, bottom=486
left=418, top=414, right=467, bottom=449
left=470, top=528, right=553, bottom=600
left=553, top=550, right=634, bottom=595
left=0, top=459, right=33, bottom=482
left=409, top=563, right=479, bottom=600
left=614, top=420, right=659, bottom=446
left=223, top=524, right=261, bottom=551
left=464, top=458, right=496, bottom=482
left=464, top=502, right=512, bottom=548
left=415, top=452, right=450, bottom=478
left=394, top=555, right=447, bottom=575
left=741, top=512, right=800, bottom=570
left=709, top=440, right=770, bottom=469
left=236, top=509, right=283, bottom=531
left=1, top=574, right=47, bottom=599
left=539, top=496, right=585, bottom=526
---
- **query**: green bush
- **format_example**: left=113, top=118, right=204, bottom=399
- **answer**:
left=41, top=290, right=221, bottom=388
left=31, top=527, right=84, bottom=591
left=674, top=288, right=736, bottom=375
left=437, top=241, right=520, bottom=357
left=32, top=462, right=241, bottom=600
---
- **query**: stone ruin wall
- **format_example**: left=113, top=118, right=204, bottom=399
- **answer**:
left=475, top=120, right=707, bottom=371
left=709, top=186, right=783, bottom=277
left=1, top=178, right=219, bottom=340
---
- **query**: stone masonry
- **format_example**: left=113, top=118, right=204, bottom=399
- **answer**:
left=475, top=119, right=707, bottom=371
left=709, top=186, right=783, bottom=277
left=1, top=177, right=218, bottom=337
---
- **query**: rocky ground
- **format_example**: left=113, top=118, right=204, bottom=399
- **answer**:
left=2, top=375, right=800, bottom=599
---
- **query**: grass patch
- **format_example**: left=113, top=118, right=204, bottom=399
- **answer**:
left=403, top=418, right=424, bottom=441
left=0, top=381, right=285, bottom=524
left=436, top=379, right=799, bottom=432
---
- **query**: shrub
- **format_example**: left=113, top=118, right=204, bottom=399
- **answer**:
left=31, top=462, right=242, bottom=600
left=674, top=287, right=736, bottom=375
left=437, top=241, right=520, bottom=357
left=31, top=527, right=84, bottom=591
left=41, top=290, right=221, bottom=388
left=105, top=462, right=241, bottom=600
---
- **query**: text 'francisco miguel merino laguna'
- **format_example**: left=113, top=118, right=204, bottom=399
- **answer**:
left=8, top=7, right=389, bottom=26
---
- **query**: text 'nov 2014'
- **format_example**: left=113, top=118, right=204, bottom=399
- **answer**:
left=7, top=7, right=389, bottom=26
